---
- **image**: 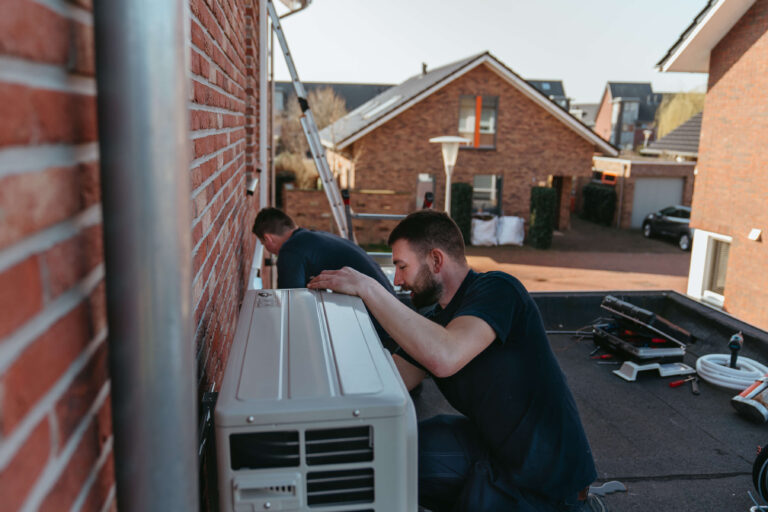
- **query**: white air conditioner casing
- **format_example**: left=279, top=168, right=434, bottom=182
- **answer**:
left=216, top=289, right=417, bottom=512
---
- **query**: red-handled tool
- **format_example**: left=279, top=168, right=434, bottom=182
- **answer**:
left=669, top=376, right=696, bottom=388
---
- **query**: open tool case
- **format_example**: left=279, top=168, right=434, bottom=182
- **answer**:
left=592, top=295, right=695, bottom=364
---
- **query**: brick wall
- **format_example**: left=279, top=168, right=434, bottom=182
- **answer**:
left=283, top=189, right=412, bottom=246
left=0, top=0, right=265, bottom=509
left=345, top=65, right=598, bottom=229
left=0, top=1, right=112, bottom=509
left=693, top=0, right=768, bottom=329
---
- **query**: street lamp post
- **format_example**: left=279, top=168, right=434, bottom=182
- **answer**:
left=429, top=136, right=470, bottom=215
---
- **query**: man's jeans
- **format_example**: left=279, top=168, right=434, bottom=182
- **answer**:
left=418, top=415, right=587, bottom=512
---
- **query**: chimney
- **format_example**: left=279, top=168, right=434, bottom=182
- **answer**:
left=422, top=62, right=428, bottom=75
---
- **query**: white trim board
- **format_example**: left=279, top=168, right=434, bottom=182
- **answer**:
left=659, top=0, right=756, bottom=73
left=326, top=54, right=618, bottom=157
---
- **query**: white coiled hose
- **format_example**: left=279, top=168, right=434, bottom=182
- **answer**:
left=695, top=354, right=768, bottom=391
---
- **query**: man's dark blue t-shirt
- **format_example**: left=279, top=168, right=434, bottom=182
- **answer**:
left=277, top=228, right=397, bottom=351
left=399, top=270, right=596, bottom=501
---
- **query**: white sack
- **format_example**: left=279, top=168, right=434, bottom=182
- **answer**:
left=497, top=216, right=525, bottom=246
left=471, top=216, right=498, bottom=246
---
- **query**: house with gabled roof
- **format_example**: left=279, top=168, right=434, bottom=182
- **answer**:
left=657, top=0, right=768, bottom=330
left=593, top=82, right=664, bottom=150
left=318, top=52, right=617, bottom=233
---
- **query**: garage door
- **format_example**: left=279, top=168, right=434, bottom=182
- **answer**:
left=631, top=177, right=684, bottom=228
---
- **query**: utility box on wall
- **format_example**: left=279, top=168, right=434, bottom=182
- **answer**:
left=215, top=289, right=418, bottom=512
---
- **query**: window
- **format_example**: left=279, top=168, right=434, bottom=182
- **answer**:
left=458, top=95, right=498, bottom=148
left=705, top=239, right=730, bottom=297
left=472, top=174, right=501, bottom=214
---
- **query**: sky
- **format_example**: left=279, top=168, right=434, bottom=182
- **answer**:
left=272, top=0, right=710, bottom=104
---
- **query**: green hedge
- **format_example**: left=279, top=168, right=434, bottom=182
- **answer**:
left=529, top=187, right=556, bottom=249
left=581, top=183, right=617, bottom=226
left=450, top=182, right=473, bottom=245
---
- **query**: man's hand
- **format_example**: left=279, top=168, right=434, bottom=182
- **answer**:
left=307, top=267, right=372, bottom=297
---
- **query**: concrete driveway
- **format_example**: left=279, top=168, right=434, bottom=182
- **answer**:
left=466, top=217, right=691, bottom=292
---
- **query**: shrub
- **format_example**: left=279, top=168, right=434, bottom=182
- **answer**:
left=581, top=183, right=616, bottom=226
left=529, top=187, right=556, bottom=249
left=450, top=182, right=473, bottom=245
left=275, top=152, right=318, bottom=189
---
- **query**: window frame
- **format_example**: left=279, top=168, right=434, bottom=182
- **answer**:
left=471, top=173, right=503, bottom=214
left=702, top=235, right=731, bottom=308
left=458, top=95, right=498, bottom=149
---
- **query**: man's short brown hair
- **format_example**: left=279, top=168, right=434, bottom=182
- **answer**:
left=387, top=210, right=466, bottom=261
left=252, top=208, right=296, bottom=238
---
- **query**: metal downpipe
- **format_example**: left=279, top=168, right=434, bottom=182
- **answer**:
left=93, top=1, right=198, bottom=510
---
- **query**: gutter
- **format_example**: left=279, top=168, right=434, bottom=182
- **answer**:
left=93, top=1, right=198, bottom=510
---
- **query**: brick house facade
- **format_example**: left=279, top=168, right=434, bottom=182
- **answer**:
left=0, top=0, right=271, bottom=508
left=319, top=53, right=617, bottom=243
left=658, top=0, right=768, bottom=330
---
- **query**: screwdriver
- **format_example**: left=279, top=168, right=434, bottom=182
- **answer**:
left=669, top=376, right=696, bottom=387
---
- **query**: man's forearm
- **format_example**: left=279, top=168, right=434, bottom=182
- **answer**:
left=358, top=279, right=455, bottom=376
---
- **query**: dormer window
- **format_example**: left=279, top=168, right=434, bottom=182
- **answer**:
left=458, top=95, right=498, bottom=148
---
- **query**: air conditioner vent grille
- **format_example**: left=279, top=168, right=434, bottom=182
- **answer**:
left=305, top=426, right=373, bottom=465
left=229, top=431, right=299, bottom=470
left=306, top=468, right=374, bottom=507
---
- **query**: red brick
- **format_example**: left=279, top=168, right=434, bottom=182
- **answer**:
left=0, top=166, right=83, bottom=250
left=54, top=342, right=109, bottom=446
left=87, top=280, right=107, bottom=335
left=0, top=304, right=91, bottom=436
left=0, top=83, right=97, bottom=147
left=0, top=257, right=43, bottom=339
left=40, top=421, right=102, bottom=512
left=0, top=0, right=68, bottom=66
left=80, top=451, right=114, bottom=512
left=44, top=227, right=102, bottom=299
left=79, top=161, right=101, bottom=207
left=0, top=419, right=50, bottom=511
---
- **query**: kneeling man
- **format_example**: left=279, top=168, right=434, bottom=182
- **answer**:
left=309, top=210, right=596, bottom=511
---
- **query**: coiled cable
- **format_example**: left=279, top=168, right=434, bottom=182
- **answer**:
left=695, top=354, right=768, bottom=391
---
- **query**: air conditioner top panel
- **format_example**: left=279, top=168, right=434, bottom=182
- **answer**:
left=216, top=289, right=410, bottom=427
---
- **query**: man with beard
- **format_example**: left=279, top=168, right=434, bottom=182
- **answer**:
left=252, top=207, right=398, bottom=351
left=308, top=210, right=599, bottom=512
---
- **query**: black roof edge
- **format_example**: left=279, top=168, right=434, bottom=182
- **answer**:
left=656, top=0, right=718, bottom=69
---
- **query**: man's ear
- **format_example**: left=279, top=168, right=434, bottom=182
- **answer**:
left=428, top=248, right=445, bottom=273
left=262, top=233, right=276, bottom=248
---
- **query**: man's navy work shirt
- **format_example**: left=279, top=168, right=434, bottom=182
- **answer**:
left=277, top=228, right=397, bottom=350
left=400, top=270, right=596, bottom=501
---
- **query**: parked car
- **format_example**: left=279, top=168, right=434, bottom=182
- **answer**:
left=642, top=205, right=692, bottom=251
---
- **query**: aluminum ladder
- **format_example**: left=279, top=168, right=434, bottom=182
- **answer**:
left=267, top=0, right=350, bottom=239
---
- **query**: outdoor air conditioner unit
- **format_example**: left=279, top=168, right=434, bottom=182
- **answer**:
left=215, top=289, right=418, bottom=512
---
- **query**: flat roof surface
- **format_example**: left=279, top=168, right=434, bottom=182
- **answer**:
left=413, top=292, right=768, bottom=511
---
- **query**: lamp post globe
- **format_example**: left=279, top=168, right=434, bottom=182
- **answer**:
left=429, top=136, right=470, bottom=215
